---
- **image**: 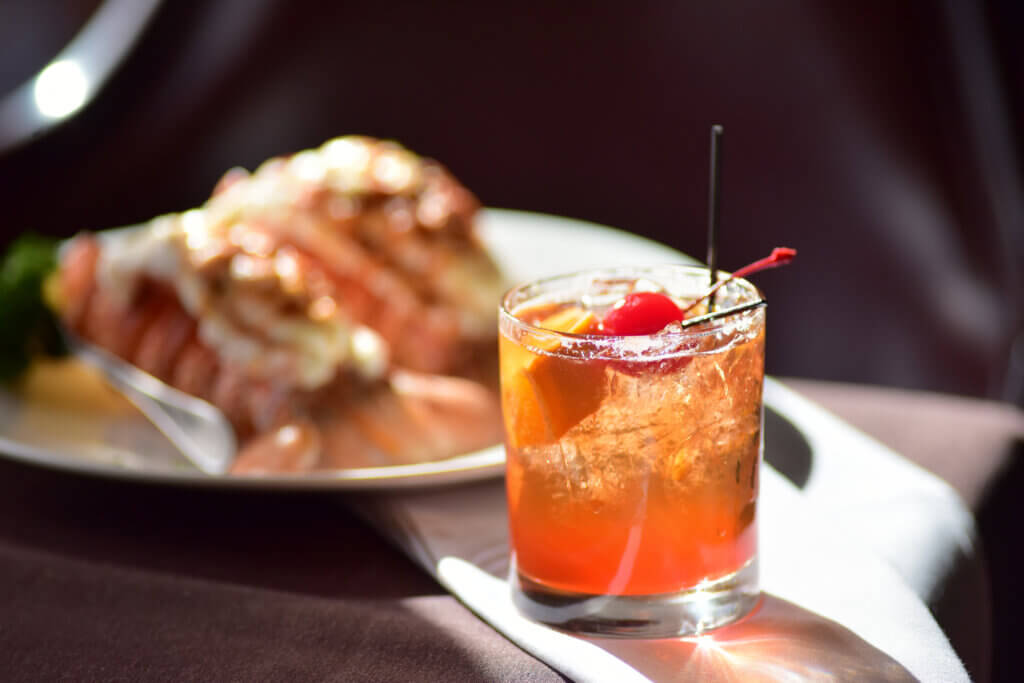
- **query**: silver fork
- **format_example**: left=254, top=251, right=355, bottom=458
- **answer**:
left=63, top=332, right=236, bottom=475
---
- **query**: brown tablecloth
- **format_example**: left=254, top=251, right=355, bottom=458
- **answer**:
left=0, top=379, right=1020, bottom=682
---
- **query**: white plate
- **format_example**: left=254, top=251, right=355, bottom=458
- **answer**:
left=0, top=208, right=693, bottom=490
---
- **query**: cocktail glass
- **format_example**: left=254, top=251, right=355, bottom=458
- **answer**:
left=499, top=264, right=765, bottom=638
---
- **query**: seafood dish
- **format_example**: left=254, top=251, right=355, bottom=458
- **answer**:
left=53, top=136, right=507, bottom=473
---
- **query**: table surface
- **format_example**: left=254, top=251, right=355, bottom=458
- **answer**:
left=0, top=378, right=1020, bottom=682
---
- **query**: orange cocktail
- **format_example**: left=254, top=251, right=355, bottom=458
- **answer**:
left=499, top=265, right=764, bottom=637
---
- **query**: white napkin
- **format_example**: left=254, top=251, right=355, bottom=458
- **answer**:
left=764, top=379, right=976, bottom=602
left=358, top=380, right=972, bottom=682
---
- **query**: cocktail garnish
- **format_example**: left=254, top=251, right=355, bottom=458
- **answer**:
left=593, top=248, right=794, bottom=337
left=534, top=306, right=600, bottom=335
left=678, top=299, right=766, bottom=329
left=681, top=247, right=796, bottom=316
left=502, top=307, right=605, bottom=448
left=600, top=292, right=683, bottom=336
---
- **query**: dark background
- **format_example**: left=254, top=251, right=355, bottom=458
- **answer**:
left=1, top=3, right=1023, bottom=680
left=1, top=0, right=1021, bottom=405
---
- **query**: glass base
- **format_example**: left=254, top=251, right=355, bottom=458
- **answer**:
left=511, top=557, right=759, bottom=638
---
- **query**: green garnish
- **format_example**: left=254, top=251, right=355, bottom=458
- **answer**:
left=0, top=234, right=66, bottom=382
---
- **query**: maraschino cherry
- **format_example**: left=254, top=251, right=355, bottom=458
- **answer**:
left=600, top=292, right=684, bottom=336
left=598, top=247, right=796, bottom=336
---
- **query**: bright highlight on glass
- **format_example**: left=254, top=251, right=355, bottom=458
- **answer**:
left=33, top=59, right=89, bottom=119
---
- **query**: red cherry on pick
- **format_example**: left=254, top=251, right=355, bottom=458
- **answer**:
left=600, top=292, right=684, bottom=336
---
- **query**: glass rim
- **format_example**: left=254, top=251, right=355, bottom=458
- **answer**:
left=499, top=263, right=765, bottom=344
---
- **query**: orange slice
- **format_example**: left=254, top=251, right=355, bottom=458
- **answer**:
left=500, top=306, right=607, bottom=448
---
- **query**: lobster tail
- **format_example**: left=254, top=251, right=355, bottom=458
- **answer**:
left=55, top=137, right=505, bottom=472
